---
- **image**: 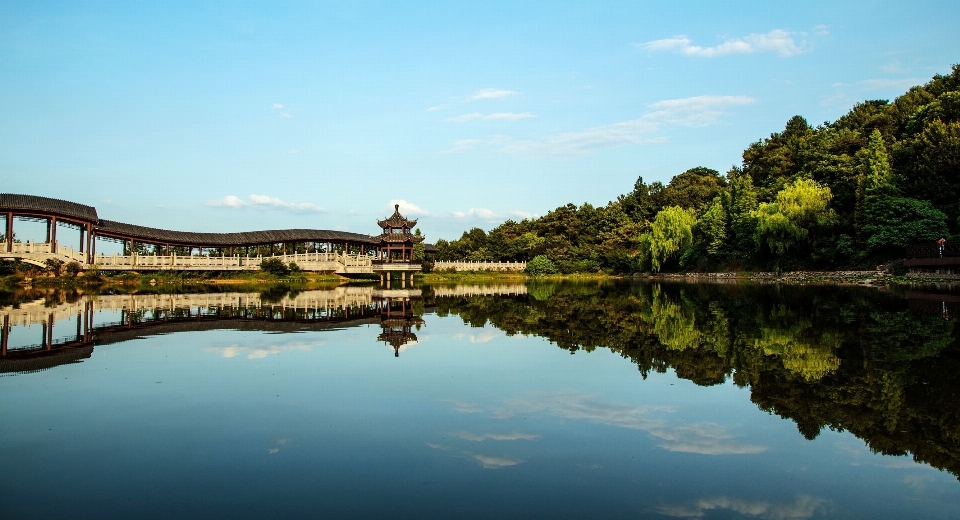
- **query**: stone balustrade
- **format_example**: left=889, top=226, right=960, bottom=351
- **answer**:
left=433, top=261, right=527, bottom=272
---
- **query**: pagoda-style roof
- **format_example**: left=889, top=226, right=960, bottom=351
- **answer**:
left=378, top=204, right=418, bottom=229
left=377, top=232, right=425, bottom=244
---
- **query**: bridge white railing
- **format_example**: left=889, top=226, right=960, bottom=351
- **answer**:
left=5, top=241, right=88, bottom=264
left=2, top=242, right=373, bottom=272
left=434, top=261, right=527, bottom=272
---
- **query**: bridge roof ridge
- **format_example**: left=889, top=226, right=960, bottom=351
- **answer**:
left=96, top=219, right=379, bottom=246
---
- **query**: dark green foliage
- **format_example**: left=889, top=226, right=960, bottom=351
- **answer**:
left=260, top=258, right=290, bottom=276
left=886, top=259, right=908, bottom=276
left=864, top=191, right=948, bottom=255
left=438, top=64, right=960, bottom=272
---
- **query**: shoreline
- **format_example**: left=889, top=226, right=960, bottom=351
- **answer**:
left=5, top=269, right=960, bottom=290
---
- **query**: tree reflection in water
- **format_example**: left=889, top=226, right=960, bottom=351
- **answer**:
left=425, top=281, right=960, bottom=480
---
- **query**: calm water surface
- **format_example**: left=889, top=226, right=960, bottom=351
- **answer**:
left=1, top=282, right=959, bottom=519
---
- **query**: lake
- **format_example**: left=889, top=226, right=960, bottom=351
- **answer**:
left=1, top=281, right=959, bottom=519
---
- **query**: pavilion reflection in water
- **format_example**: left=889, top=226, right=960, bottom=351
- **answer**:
left=0, top=287, right=437, bottom=375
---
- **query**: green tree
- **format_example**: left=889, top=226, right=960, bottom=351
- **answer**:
left=525, top=255, right=558, bottom=276
left=647, top=206, right=697, bottom=272
left=754, top=178, right=834, bottom=259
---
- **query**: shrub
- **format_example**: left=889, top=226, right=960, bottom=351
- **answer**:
left=65, top=262, right=82, bottom=277
left=261, top=257, right=290, bottom=276
left=44, top=258, right=65, bottom=275
left=886, top=259, right=909, bottom=276
left=525, top=255, right=558, bottom=276
left=288, top=262, right=302, bottom=273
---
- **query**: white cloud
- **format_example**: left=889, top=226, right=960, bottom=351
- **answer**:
left=447, top=112, right=536, bottom=123
left=646, top=95, right=755, bottom=126
left=272, top=103, right=284, bottom=109
left=485, top=112, right=535, bottom=121
left=470, top=88, right=519, bottom=100
left=440, top=399, right=484, bottom=414
left=204, top=341, right=318, bottom=359
left=473, top=454, right=523, bottom=469
left=205, top=194, right=326, bottom=213
left=279, top=112, right=292, bottom=118
left=469, top=330, right=500, bottom=343
left=441, top=138, right=483, bottom=154
left=389, top=199, right=428, bottom=216
left=452, top=208, right=498, bottom=220
left=448, top=394, right=766, bottom=456
left=638, top=30, right=806, bottom=58
left=498, top=95, right=753, bottom=156
left=881, top=59, right=908, bottom=74
left=812, top=24, right=830, bottom=37
left=452, top=431, right=540, bottom=442
left=427, top=104, right=453, bottom=112
left=509, top=210, right=537, bottom=220
left=657, top=495, right=827, bottom=520
left=858, top=78, right=922, bottom=90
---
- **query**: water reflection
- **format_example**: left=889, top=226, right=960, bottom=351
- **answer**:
left=0, top=287, right=431, bottom=374
left=2, top=281, right=959, bottom=518
left=424, top=281, right=960, bottom=480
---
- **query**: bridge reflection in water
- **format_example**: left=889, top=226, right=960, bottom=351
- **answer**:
left=0, top=288, right=430, bottom=375
left=0, top=283, right=530, bottom=374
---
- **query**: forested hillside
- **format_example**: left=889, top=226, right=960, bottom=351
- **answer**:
left=436, top=64, right=960, bottom=273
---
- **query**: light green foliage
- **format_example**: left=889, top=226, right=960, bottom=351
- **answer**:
left=755, top=179, right=834, bottom=256
left=412, top=243, right=425, bottom=261
left=648, top=206, right=697, bottom=272
left=524, top=255, right=558, bottom=276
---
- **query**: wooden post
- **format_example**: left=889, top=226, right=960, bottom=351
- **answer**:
left=50, top=217, right=57, bottom=248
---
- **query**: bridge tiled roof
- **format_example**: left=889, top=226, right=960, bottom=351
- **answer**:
left=0, top=194, right=99, bottom=223
left=95, top=219, right=379, bottom=247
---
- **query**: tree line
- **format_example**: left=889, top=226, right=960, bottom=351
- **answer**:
left=435, top=64, right=960, bottom=272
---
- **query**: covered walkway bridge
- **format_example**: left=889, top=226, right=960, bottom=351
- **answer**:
left=0, top=194, right=425, bottom=276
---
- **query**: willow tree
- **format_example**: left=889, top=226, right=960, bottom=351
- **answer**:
left=754, top=178, right=835, bottom=260
left=646, top=206, right=697, bottom=272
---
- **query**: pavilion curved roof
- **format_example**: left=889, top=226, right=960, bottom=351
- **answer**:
left=377, top=204, right=418, bottom=229
left=95, top=220, right=379, bottom=247
left=0, top=193, right=99, bottom=223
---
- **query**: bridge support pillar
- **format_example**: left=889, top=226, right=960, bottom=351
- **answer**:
left=5, top=212, right=11, bottom=252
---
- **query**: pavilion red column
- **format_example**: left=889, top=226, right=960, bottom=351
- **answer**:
left=50, top=217, right=57, bottom=246
left=5, top=212, right=13, bottom=252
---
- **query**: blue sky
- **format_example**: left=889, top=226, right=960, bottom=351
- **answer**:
left=2, top=1, right=958, bottom=240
